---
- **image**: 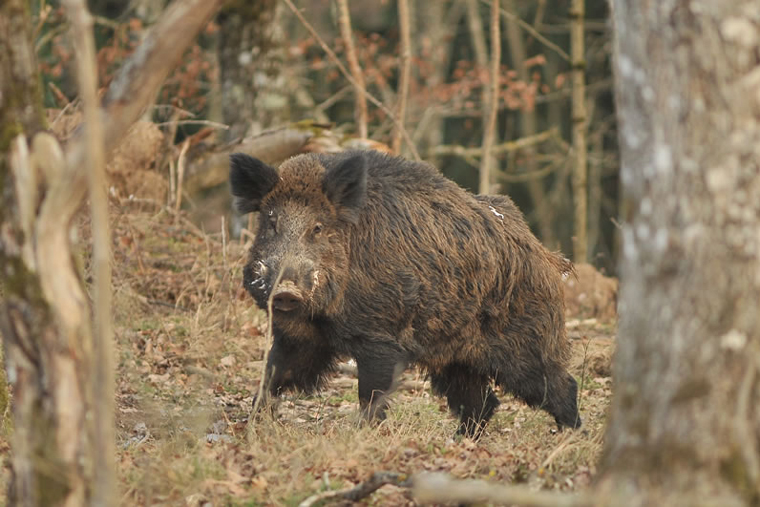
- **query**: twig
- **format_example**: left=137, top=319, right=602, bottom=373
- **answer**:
left=315, top=85, right=351, bottom=113
left=336, top=0, right=368, bottom=139
left=479, top=0, right=501, bottom=194
left=281, top=0, right=421, bottom=161
left=62, top=1, right=115, bottom=505
left=392, top=0, right=411, bottom=154
left=482, top=0, right=570, bottom=62
left=412, top=472, right=593, bottom=506
left=251, top=268, right=285, bottom=417
left=174, top=138, right=190, bottom=215
left=299, top=472, right=412, bottom=507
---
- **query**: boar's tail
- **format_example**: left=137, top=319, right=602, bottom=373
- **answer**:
left=550, top=251, right=576, bottom=281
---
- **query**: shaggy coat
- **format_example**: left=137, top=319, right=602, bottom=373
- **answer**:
left=231, top=150, right=580, bottom=436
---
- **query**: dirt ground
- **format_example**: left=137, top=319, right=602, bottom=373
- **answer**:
left=0, top=200, right=617, bottom=505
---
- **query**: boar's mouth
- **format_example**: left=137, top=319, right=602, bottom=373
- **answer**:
left=271, top=282, right=304, bottom=313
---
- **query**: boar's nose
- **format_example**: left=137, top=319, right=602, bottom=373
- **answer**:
left=272, top=281, right=303, bottom=312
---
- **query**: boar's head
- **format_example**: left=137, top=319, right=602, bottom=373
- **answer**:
left=230, top=152, right=367, bottom=319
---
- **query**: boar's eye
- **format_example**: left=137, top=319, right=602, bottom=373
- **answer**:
left=265, top=210, right=278, bottom=234
left=312, top=223, right=323, bottom=236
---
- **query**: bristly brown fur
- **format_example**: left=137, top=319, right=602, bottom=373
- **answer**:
left=231, top=150, right=581, bottom=436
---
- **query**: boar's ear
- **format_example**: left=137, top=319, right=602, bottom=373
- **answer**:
left=322, top=152, right=367, bottom=223
left=229, top=153, right=279, bottom=214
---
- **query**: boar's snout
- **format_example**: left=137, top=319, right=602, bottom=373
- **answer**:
left=272, top=281, right=304, bottom=312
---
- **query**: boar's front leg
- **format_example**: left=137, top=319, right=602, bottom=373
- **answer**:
left=354, top=341, right=408, bottom=421
left=253, top=334, right=336, bottom=408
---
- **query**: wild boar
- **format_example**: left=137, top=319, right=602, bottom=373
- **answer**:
left=230, top=150, right=580, bottom=436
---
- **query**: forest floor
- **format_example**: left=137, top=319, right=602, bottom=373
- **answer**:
left=1, top=202, right=617, bottom=506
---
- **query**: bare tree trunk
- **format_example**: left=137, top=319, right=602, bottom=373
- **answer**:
left=478, top=0, right=501, bottom=195
left=392, top=0, right=411, bottom=155
left=570, top=0, right=587, bottom=262
left=600, top=1, right=760, bottom=504
left=466, top=0, right=499, bottom=194
left=503, top=0, right=555, bottom=247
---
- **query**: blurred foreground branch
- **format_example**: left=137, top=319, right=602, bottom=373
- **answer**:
left=62, top=0, right=114, bottom=505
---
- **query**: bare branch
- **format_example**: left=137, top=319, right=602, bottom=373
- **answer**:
left=282, top=0, right=421, bottom=160
left=392, top=0, right=412, bottom=154
left=336, top=0, right=368, bottom=139
left=61, top=0, right=114, bottom=505
left=432, top=129, right=557, bottom=159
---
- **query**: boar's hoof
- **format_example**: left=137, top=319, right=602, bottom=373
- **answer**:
left=272, top=284, right=303, bottom=312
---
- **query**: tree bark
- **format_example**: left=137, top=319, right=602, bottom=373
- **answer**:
left=600, top=1, right=760, bottom=504
left=0, top=2, right=86, bottom=505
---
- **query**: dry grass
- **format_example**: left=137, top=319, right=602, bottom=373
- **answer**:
left=1, top=201, right=615, bottom=505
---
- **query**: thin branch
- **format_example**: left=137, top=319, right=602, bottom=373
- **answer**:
left=299, top=472, right=412, bottom=507
left=431, top=129, right=556, bottom=158
left=336, top=0, right=368, bottom=139
left=498, top=157, right=565, bottom=183
left=251, top=268, right=285, bottom=417
left=392, top=0, right=411, bottom=154
left=282, top=0, right=421, bottom=160
left=62, top=1, right=114, bottom=505
left=482, top=0, right=570, bottom=62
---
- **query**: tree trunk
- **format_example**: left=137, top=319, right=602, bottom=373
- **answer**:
left=217, top=1, right=284, bottom=141
left=570, top=0, right=587, bottom=262
left=599, top=1, right=760, bottom=504
left=0, top=2, right=92, bottom=505
left=503, top=0, right=556, bottom=248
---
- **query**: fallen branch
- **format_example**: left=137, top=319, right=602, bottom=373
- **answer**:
left=412, top=472, right=593, bottom=506
left=299, top=472, right=411, bottom=507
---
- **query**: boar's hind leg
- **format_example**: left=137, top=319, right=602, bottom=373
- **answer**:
left=498, top=366, right=581, bottom=429
left=431, top=364, right=500, bottom=438
left=355, top=345, right=407, bottom=421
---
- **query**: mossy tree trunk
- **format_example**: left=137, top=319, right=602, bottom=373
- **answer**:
left=0, top=1, right=93, bottom=505
left=599, top=1, right=760, bottom=504
left=1, top=0, right=225, bottom=504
